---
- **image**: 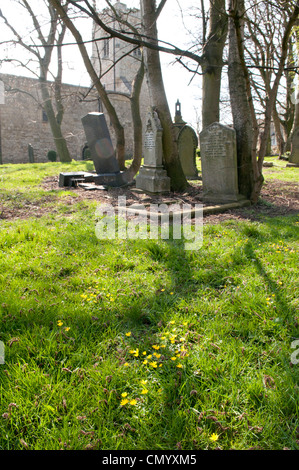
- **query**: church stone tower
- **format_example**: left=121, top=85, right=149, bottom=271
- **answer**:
left=91, top=1, right=150, bottom=156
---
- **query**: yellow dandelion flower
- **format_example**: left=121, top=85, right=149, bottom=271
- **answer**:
left=210, top=433, right=219, bottom=442
left=171, top=356, right=177, bottom=361
left=140, top=379, right=148, bottom=385
left=141, top=388, right=148, bottom=395
left=57, top=320, right=63, bottom=327
left=177, top=363, right=183, bottom=368
left=65, top=327, right=70, bottom=332
left=124, top=362, right=129, bottom=367
left=147, top=354, right=152, bottom=359
left=153, top=353, right=161, bottom=359
left=149, top=361, right=158, bottom=368
left=120, top=399, right=129, bottom=406
left=125, top=332, right=131, bottom=337
left=121, top=392, right=128, bottom=398
left=142, top=360, right=148, bottom=365
left=142, top=351, right=147, bottom=356
left=152, top=344, right=160, bottom=350
left=169, top=321, right=175, bottom=324
left=130, top=399, right=137, bottom=405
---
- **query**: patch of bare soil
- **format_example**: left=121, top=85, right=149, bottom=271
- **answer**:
left=1, top=176, right=298, bottom=223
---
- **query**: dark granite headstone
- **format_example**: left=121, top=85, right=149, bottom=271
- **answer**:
left=28, top=144, right=34, bottom=163
left=78, top=112, right=132, bottom=187
left=81, top=112, right=120, bottom=174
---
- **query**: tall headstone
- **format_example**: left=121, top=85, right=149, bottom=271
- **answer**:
left=200, top=122, right=242, bottom=203
left=177, top=125, right=198, bottom=179
left=173, top=99, right=198, bottom=179
left=28, top=144, right=34, bottom=163
left=80, top=112, right=130, bottom=187
left=289, top=127, right=299, bottom=166
left=81, top=112, right=120, bottom=174
left=135, top=109, right=170, bottom=193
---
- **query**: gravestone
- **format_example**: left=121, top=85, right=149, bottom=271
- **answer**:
left=173, top=99, right=198, bottom=179
left=81, top=112, right=119, bottom=174
left=200, top=122, right=242, bottom=203
left=177, top=125, right=198, bottom=179
left=59, top=112, right=131, bottom=188
left=28, top=144, right=34, bottom=163
left=135, top=109, right=170, bottom=193
left=81, top=112, right=130, bottom=186
left=289, top=127, right=299, bottom=166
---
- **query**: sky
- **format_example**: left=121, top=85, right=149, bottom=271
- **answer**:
left=0, top=0, right=204, bottom=129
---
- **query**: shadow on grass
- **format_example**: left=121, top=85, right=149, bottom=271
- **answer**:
left=0, top=212, right=298, bottom=449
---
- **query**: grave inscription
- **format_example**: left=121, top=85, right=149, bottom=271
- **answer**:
left=200, top=122, right=242, bottom=203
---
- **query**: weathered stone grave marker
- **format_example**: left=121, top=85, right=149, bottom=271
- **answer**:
left=289, top=127, right=299, bottom=166
left=200, top=122, right=242, bottom=203
left=135, top=109, right=170, bottom=193
left=173, top=100, right=198, bottom=179
left=59, top=112, right=131, bottom=188
left=28, top=144, right=34, bottom=163
left=177, top=126, right=198, bottom=179
left=81, top=112, right=120, bottom=174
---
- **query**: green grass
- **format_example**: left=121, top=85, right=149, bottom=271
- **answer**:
left=262, top=156, right=299, bottom=182
left=0, top=161, right=298, bottom=450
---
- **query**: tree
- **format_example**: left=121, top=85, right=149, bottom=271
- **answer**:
left=140, top=0, right=187, bottom=191
left=244, top=1, right=298, bottom=157
left=228, top=0, right=299, bottom=202
left=50, top=0, right=129, bottom=168
left=63, top=0, right=188, bottom=191
left=0, top=1, right=72, bottom=162
left=201, top=0, right=228, bottom=129
left=92, top=0, right=146, bottom=174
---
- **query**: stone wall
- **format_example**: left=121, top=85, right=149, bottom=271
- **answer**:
left=0, top=73, right=98, bottom=164
left=0, top=73, right=150, bottom=164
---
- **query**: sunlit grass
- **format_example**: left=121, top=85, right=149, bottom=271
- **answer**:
left=0, top=162, right=298, bottom=450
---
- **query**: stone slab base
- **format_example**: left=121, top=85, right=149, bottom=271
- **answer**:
left=59, top=171, right=133, bottom=188
left=59, top=172, right=95, bottom=187
left=202, top=192, right=246, bottom=204
left=135, top=166, right=170, bottom=194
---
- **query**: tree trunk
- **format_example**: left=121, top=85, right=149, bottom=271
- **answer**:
left=289, top=25, right=299, bottom=145
left=50, top=0, right=126, bottom=168
left=141, top=0, right=188, bottom=192
left=127, top=57, right=145, bottom=176
left=257, top=7, right=299, bottom=171
left=40, top=77, right=71, bottom=162
left=228, top=0, right=256, bottom=201
left=202, top=0, right=228, bottom=129
left=272, top=106, right=285, bottom=157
